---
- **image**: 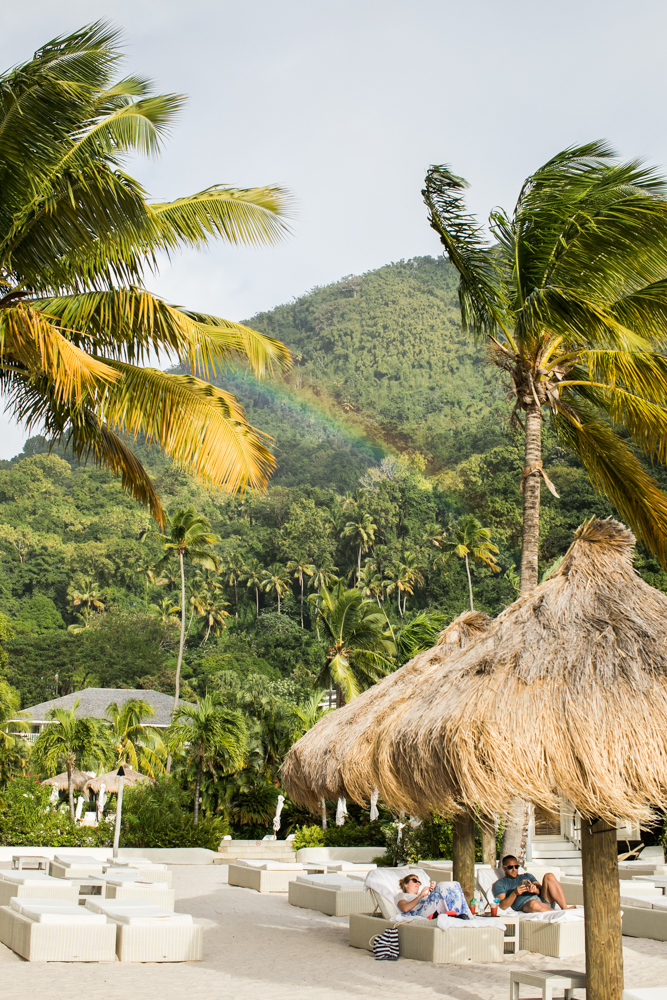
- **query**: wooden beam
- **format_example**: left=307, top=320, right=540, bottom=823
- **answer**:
left=452, top=813, right=475, bottom=903
left=581, top=817, right=623, bottom=1000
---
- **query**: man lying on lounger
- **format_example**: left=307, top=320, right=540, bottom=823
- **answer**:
left=492, top=855, right=573, bottom=912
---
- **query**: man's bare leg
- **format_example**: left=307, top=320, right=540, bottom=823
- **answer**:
left=522, top=898, right=552, bottom=912
left=541, top=872, right=575, bottom=909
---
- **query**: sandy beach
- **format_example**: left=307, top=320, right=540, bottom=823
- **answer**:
left=0, top=865, right=665, bottom=998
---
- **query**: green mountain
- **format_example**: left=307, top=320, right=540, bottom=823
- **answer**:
left=217, top=256, right=509, bottom=491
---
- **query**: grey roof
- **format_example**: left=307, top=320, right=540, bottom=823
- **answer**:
left=21, top=688, right=191, bottom=727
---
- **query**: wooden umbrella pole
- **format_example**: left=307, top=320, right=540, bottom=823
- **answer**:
left=581, top=817, right=623, bottom=1000
left=478, top=814, right=496, bottom=866
left=452, top=813, right=475, bottom=903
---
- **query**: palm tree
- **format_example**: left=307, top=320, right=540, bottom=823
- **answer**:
left=290, top=690, right=331, bottom=737
left=105, top=698, right=165, bottom=776
left=287, top=558, right=315, bottom=627
left=67, top=577, right=105, bottom=612
left=222, top=552, right=247, bottom=617
left=166, top=693, right=247, bottom=825
left=199, top=596, right=231, bottom=642
left=32, top=701, right=112, bottom=819
left=437, top=515, right=500, bottom=611
left=149, top=596, right=181, bottom=625
left=395, top=609, right=448, bottom=663
left=243, top=559, right=264, bottom=618
left=424, top=143, right=667, bottom=590
left=261, top=563, right=291, bottom=614
left=0, top=680, right=29, bottom=784
left=342, top=514, right=377, bottom=584
left=0, top=24, right=292, bottom=527
left=317, top=583, right=396, bottom=707
left=152, top=507, right=220, bottom=713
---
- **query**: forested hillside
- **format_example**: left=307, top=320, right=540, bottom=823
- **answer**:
left=1, top=255, right=666, bottom=716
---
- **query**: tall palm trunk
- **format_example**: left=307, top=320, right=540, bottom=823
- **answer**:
left=300, top=576, right=304, bottom=628
left=336, top=684, right=346, bottom=709
left=233, top=576, right=238, bottom=617
left=277, top=591, right=281, bottom=614
left=464, top=553, right=474, bottom=611
left=194, top=751, right=203, bottom=826
left=174, top=550, right=186, bottom=710
left=67, top=758, right=74, bottom=821
left=519, top=403, right=542, bottom=593
left=254, top=584, right=259, bottom=618
left=357, top=544, right=362, bottom=584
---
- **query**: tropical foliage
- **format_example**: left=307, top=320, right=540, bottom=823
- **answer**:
left=0, top=23, right=291, bottom=527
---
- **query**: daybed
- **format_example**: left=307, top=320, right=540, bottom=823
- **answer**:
left=101, top=876, right=175, bottom=910
left=0, top=872, right=79, bottom=907
left=49, top=854, right=105, bottom=879
left=288, top=874, right=373, bottom=916
left=349, top=867, right=504, bottom=964
left=228, top=859, right=305, bottom=893
left=85, top=899, right=203, bottom=962
left=103, top=859, right=173, bottom=887
left=0, top=897, right=116, bottom=962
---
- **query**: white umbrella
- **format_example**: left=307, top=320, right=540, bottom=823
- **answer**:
left=75, top=796, right=84, bottom=822
left=335, top=796, right=348, bottom=826
left=370, top=788, right=379, bottom=821
left=96, top=782, right=106, bottom=822
left=272, top=794, right=285, bottom=834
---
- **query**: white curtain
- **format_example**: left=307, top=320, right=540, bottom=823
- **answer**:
left=272, top=794, right=285, bottom=834
left=75, top=796, right=84, bottom=822
left=336, top=797, right=348, bottom=826
left=370, top=789, right=379, bottom=821
left=96, top=783, right=106, bottom=822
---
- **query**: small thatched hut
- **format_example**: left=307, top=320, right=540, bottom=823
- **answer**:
left=366, top=519, right=667, bottom=1000
left=282, top=610, right=490, bottom=812
left=42, top=769, right=91, bottom=793
left=83, top=766, right=153, bottom=796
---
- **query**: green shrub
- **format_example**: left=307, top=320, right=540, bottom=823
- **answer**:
left=292, top=824, right=324, bottom=850
left=121, top=776, right=228, bottom=850
left=0, top=774, right=112, bottom=847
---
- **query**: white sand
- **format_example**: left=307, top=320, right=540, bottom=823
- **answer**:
left=0, top=864, right=665, bottom=997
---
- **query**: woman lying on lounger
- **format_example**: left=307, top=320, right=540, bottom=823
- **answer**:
left=396, top=875, right=472, bottom=918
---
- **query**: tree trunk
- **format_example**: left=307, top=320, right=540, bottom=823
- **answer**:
left=277, top=591, right=281, bottom=614
left=336, top=684, right=346, bottom=709
left=397, top=588, right=402, bottom=616
left=501, top=798, right=531, bottom=864
left=234, top=576, right=238, bottom=617
left=321, top=798, right=327, bottom=830
left=174, top=551, right=186, bottom=712
left=255, top=585, right=259, bottom=618
left=581, top=818, right=623, bottom=1000
left=67, top=759, right=74, bottom=821
left=519, top=403, right=542, bottom=593
left=465, top=554, right=474, bottom=611
left=452, top=813, right=476, bottom=903
left=479, top=815, right=496, bottom=866
left=300, top=577, right=304, bottom=628
left=357, top=544, right=362, bottom=584
left=194, top=753, right=203, bottom=826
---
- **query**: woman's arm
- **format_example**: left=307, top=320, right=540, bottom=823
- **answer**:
left=397, top=887, right=432, bottom=913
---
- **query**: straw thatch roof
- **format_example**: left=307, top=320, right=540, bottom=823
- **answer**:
left=281, top=610, right=490, bottom=811
left=368, top=519, right=667, bottom=825
left=83, top=767, right=154, bottom=795
left=42, top=769, right=92, bottom=792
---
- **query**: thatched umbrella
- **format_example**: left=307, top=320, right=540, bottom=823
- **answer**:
left=83, top=766, right=153, bottom=796
left=282, top=610, right=491, bottom=894
left=367, top=519, right=667, bottom=1000
left=42, top=769, right=91, bottom=793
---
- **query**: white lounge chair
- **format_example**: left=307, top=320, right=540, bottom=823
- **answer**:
left=49, top=855, right=106, bottom=879
left=103, top=861, right=173, bottom=887
left=349, top=867, right=504, bottom=964
left=0, top=897, right=116, bottom=961
left=228, top=859, right=305, bottom=893
left=85, top=899, right=203, bottom=962
left=0, top=873, right=79, bottom=907
left=102, top=877, right=175, bottom=910
left=289, top=874, right=373, bottom=916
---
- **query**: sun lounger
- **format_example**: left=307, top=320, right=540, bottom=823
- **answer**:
left=622, top=990, right=667, bottom=999
left=49, top=855, right=106, bottom=879
left=0, top=897, right=116, bottom=961
left=289, top=874, right=373, bottom=916
left=103, top=862, right=172, bottom=887
left=84, top=899, right=202, bottom=962
left=518, top=909, right=585, bottom=959
left=325, top=862, right=377, bottom=873
left=349, top=867, right=503, bottom=964
left=228, top=859, right=305, bottom=893
left=102, top=877, right=175, bottom=910
left=0, top=873, right=79, bottom=907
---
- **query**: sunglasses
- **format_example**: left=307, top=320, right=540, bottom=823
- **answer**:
left=406, top=878, right=420, bottom=884
left=505, top=865, right=519, bottom=871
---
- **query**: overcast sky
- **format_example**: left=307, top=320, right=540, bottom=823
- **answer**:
left=2, top=0, right=667, bottom=456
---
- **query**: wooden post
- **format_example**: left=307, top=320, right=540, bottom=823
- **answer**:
left=479, top=815, right=496, bottom=866
left=113, top=776, right=124, bottom=859
left=452, top=813, right=475, bottom=903
left=581, top=817, right=623, bottom=1000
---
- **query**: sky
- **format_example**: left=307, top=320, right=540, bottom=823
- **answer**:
left=2, top=0, right=667, bottom=456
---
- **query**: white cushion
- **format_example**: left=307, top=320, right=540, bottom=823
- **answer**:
left=10, top=898, right=105, bottom=924
left=2, top=873, right=61, bottom=885
left=235, top=859, right=303, bottom=871
left=112, top=912, right=192, bottom=926
left=54, top=855, right=103, bottom=866
left=103, top=877, right=168, bottom=888
left=651, top=898, right=667, bottom=910
left=326, top=862, right=377, bottom=872
left=295, top=875, right=361, bottom=891
left=107, top=859, right=166, bottom=870
left=85, top=899, right=163, bottom=915
left=521, top=907, right=585, bottom=923
left=621, top=895, right=654, bottom=909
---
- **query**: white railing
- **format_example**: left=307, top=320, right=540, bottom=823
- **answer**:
left=11, top=732, right=39, bottom=743
left=561, top=802, right=582, bottom=850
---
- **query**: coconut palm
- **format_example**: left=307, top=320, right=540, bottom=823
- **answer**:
left=317, top=583, right=396, bottom=707
left=287, top=558, right=315, bottom=627
left=152, top=507, right=220, bottom=712
left=291, top=690, right=331, bottom=737
left=261, top=563, right=291, bottom=614
left=198, top=596, right=231, bottom=642
left=166, top=693, right=247, bottom=825
left=105, top=698, right=165, bottom=776
left=437, top=515, right=500, bottom=611
left=67, top=577, right=105, bottom=612
left=341, top=513, right=377, bottom=585
left=0, top=23, right=292, bottom=527
left=424, top=143, right=667, bottom=590
left=32, top=701, right=113, bottom=818
left=243, top=559, right=264, bottom=618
